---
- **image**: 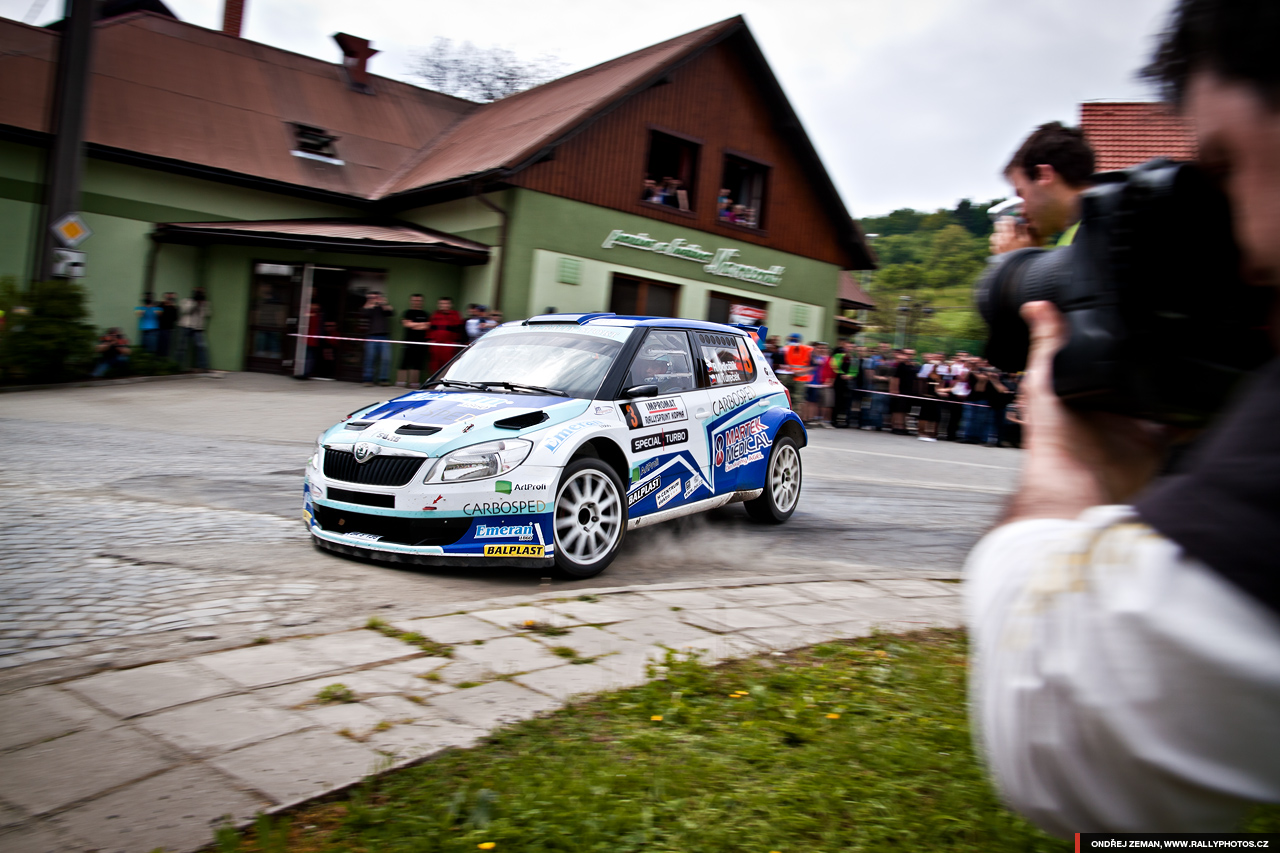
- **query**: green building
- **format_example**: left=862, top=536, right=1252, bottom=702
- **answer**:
left=0, top=9, right=873, bottom=379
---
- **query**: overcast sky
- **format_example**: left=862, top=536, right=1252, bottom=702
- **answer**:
left=4, top=0, right=1176, bottom=217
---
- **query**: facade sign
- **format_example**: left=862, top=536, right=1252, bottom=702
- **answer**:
left=602, top=230, right=784, bottom=286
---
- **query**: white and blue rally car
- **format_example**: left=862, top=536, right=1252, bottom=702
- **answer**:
left=304, top=313, right=805, bottom=579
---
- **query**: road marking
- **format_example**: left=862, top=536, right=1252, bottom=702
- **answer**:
left=805, top=444, right=1018, bottom=471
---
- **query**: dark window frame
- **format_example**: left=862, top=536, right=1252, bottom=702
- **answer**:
left=609, top=273, right=682, bottom=318
left=717, top=150, right=771, bottom=233
left=641, top=126, right=703, bottom=215
left=693, top=330, right=757, bottom=389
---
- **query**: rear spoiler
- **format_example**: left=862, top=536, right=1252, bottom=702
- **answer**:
left=729, top=324, right=768, bottom=349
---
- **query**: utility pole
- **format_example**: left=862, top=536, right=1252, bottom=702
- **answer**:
left=37, top=0, right=95, bottom=282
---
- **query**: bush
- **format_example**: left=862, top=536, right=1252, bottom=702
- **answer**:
left=127, top=349, right=181, bottom=377
left=2, top=280, right=96, bottom=384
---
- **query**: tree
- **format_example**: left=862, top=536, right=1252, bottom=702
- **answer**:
left=409, top=38, right=566, bottom=103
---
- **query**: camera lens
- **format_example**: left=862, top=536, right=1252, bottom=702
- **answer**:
left=975, top=246, right=1073, bottom=373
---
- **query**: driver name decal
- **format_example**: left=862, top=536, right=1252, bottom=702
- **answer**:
left=714, top=416, right=772, bottom=473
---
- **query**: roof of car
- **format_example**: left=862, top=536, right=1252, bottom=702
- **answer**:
left=522, top=313, right=751, bottom=335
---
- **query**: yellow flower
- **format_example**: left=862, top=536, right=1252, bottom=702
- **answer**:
left=826, top=713, right=840, bottom=719
left=651, top=715, right=663, bottom=721
left=523, top=620, right=536, bottom=627
left=874, top=649, right=889, bottom=658
left=478, top=844, right=496, bottom=850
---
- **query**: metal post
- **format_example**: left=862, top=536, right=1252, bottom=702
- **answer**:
left=293, top=263, right=314, bottom=376
left=38, top=0, right=95, bottom=281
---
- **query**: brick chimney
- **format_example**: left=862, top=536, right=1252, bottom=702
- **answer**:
left=334, top=33, right=379, bottom=94
left=222, top=0, right=244, bottom=37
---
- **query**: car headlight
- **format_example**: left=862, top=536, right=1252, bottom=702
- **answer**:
left=309, top=432, right=325, bottom=469
left=424, top=439, right=533, bottom=483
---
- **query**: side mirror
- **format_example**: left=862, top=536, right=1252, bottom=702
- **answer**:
left=623, top=384, right=659, bottom=399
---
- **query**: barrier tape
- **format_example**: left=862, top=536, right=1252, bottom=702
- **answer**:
left=784, top=381, right=1004, bottom=409
left=289, top=333, right=467, bottom=348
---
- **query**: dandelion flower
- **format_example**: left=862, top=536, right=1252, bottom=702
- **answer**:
left=524, top=620, right=536, bottom=627
left=478, top=844, right=496, bottom=850
left=874, top=649, right=889, bottom=658
left=826, top=713, right=840, bottom=719
left=650, top=715, right=663, bottom=721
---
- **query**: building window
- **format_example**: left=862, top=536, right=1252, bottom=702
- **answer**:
left=706, top=292, right=768, bottom=326
left=609, top=273, right=679, bottom=317
left=641, top=131, right=698, bottom=212
left=719, top=155, right=768, bottom=229
left=290, top=124, right=344, bottom=165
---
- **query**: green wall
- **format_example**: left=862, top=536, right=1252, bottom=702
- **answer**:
left=0, top=140, right=465, bottom=371
left=500, top=189, right=841, bottom=340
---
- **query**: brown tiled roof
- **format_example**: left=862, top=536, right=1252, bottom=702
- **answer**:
left=837, top=271, right=875, bottom=309
left=151, top=219, right=489, bottom=262
left=376, top=18, right=739, bottom=199
left=0, top=12, right=474, bottom=200
left=1080, top=101, right=1197, bottom=172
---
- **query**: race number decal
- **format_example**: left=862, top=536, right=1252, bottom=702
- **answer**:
left=621, top=397, right=688, bottom=429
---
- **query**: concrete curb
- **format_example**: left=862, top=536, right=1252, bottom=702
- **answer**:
left=0, top=371, right=226, bottom=394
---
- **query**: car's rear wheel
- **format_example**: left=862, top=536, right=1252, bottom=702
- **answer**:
left=745, top=436, right=801, bottom=524
left=552, top=458, right=626, bottom=579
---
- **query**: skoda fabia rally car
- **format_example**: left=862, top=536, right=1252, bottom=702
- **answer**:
left=304, top=313, right=805, bottom=579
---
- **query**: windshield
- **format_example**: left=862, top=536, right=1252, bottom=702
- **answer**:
left=437, top=330, right=627, bottom=399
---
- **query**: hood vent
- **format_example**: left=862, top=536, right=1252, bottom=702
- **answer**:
left=395, top=423, right=443, bottom=436
left=344, top=420, right=375, bottom=430
left=494, top=411, right=549, bottom=431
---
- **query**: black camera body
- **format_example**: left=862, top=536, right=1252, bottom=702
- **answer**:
left=977, top=159, right=1274, bottom=427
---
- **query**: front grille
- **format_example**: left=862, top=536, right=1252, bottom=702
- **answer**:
left=327, top=487, right=395, bottom=508
left=313, top=504, right=470, bottom=546
left=323, top=448, right=426, bottom=486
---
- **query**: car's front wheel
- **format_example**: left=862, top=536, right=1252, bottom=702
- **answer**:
left=552, top=458, right=627, bottom=579
left=745, top=436, right=802, bottom=524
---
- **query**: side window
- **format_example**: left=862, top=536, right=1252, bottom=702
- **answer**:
left=623, top=330, right=696, bottom=395
left=696, top=332, right=756, bottom=387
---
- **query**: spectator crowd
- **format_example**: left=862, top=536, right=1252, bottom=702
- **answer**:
left=763, top=335, right=1023, bottom=448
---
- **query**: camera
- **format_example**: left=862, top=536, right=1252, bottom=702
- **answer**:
left=975, top=159, right=1274, bottom=427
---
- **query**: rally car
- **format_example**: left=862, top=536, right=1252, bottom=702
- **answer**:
left=304, top=313, right=805, bottom=579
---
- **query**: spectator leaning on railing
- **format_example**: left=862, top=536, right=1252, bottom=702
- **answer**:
left=965, top=0, right=1280, bottom=835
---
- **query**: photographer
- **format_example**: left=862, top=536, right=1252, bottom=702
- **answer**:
left=92, top=328, right=131, bottom=378
left=967, top=0, right=1280, bottom=835
left=990, top=121, right=1095, bottom=254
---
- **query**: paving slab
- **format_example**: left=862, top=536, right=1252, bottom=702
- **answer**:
left=592, top=649, right=666, bottom=687
left=211, top=729, right=383, bottom=806
left=429, top=681, right=561, bottom=730
left=448, top=635, right=565, bottom=675
left=512, top=663, right=634, bottom=702
left=865, top=578, right=960, bottom=598
left=538, top=599, right=662, bottom=625
left=55, top=764, right=265, bottom=853
left=604, top=616, right=715, bottom=648
left=66, top=660, right=238, bottom=718
left=736, top=623, right=844, bottom=651
left=0, top=686, right=115, bottom=751
left=433, top=659, right=501, bottom=687
left=468, top=606, right=573, bottom=631
left=365, top=716, right=486, bottom=762
left=539, top=625, right=647, bottom=660
left=636, top=589, right=737, bottom=610
left=714, top=585, right=819, bottom=606
left=305, top=702, right=386, bottom=734
left=194, top=642, right=345, bottom=689
left=678, top=607, right=796, bottom=633
left=768, top=601, right=881, bottom=626
left=135, top=695, right=309, bottom=756
left=0, top=799, right=27, bottom=828
left=0, top=727, right=174, bottom=815
left=364, top=694, right=430, bottom=722
left=788, top=580, right=890, bottom=600
left=390, top=614, right=508, bottom=644
left=0, top=822, right=93, bottom=853
left=292, top=631, right=422, bottom=668
left=667, top=632, right=763, bottom=664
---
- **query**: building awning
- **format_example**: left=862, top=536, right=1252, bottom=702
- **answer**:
left=151, top=219, right=490, bottom=264
left=838, top=271, right=875, bottom=309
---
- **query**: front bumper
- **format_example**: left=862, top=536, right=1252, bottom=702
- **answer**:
left=303, top=463, right=558, bottom=568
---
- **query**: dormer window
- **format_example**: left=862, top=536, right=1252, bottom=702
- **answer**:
left=290, top=124, right=345, bottom=166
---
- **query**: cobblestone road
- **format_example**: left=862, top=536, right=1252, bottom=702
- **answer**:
left=0, top=374, right=1020, bottom=687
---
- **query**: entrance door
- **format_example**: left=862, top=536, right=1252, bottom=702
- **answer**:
left=245, top=263, right=301, bottom=374
left=609, top=273, right=680, bottom=317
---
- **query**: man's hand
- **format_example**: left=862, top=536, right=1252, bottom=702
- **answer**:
left=1003, top=302, right=1171, bottom=524
left=990, top=216, right=1040, bottom=255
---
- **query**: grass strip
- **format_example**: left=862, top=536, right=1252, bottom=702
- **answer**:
left=366, top=617, right=454, bottom=658
left=219, top=629, right=1280, bottom=852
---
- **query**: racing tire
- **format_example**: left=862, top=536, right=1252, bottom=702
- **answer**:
left=745, top=436, right=802, bottom=524
left=551, top=457, right=627, bottom=579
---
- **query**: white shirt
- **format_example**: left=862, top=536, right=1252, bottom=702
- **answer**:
left=965, top=505, right=1280, bottom=837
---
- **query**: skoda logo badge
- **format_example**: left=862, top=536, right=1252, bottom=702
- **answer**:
left=353, top=441, right=378, bottom=463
